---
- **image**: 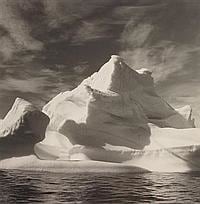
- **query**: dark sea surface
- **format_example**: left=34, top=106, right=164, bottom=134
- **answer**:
left=0, top=170, right=200, bottom=204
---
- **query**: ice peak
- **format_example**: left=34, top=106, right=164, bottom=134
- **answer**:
left=91, top=54, right=137, bottom=92
left=110, top=55, right=123, bottom=63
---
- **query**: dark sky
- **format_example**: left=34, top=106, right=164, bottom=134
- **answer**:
left=0, top=0, right=200, bottom=124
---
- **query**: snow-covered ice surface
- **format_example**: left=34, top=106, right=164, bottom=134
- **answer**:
left=1, top=56, right=200, bottom=172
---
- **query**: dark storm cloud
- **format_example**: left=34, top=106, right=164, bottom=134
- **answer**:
left=0, top=0, right=161, bottom=63
left=0, top=0, right=117, bottom=62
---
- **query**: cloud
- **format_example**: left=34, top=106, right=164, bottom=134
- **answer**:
left=0, top=0, right=43, bottom=48
left=71, top=20, right=112, bottom=45
left=0, top=0, right=141, bottom=62
left=121, top=42, right=200, bottom=82
left=0, top=0, right=44, bottom=62
left=119, top=0, right=200, bottom=82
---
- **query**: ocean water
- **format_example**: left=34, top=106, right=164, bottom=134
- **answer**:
left=0, top=170, right=200, bottom=203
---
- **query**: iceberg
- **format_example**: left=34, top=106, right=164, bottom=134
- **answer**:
left=0, top=98, right=49, bottom=160
left=0, top=55, right=200, bottom=173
